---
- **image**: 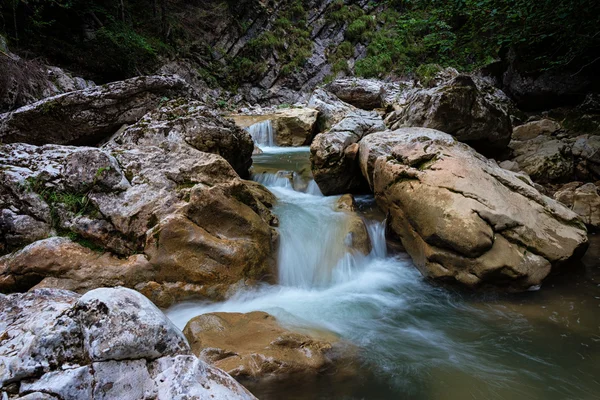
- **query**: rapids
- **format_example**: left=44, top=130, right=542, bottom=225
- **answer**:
left=167, top=138, right=600, bottom=399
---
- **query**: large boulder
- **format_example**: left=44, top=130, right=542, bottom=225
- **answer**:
left=110, top=99, right=254, bottom=178
left=508, top=136, right=574, bottom=183
left=390, top=75, right=513, bottom=154
left=0, top=287, right=255, bottom=399
left=0, top=75, right=192, bottom=146
left=230, top=107, right=319, bottom=147
left=326, top=78, right=385, bottom=110
left=364, top=128, right=588, bottom=291
left=307, top=88, right=355, bottom=131
left=183, top=311, right=352, bottom=381
left=0, top=102, right=278, bottom=306
left=554, top=182, right=600, bottom=230
left=310, top=111, right=385, bottom=195
left=572, top=134, right=600, bottom=180
left=512, top=119, right=561, bottom=141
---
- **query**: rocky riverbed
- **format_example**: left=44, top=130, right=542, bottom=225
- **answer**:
left=1, top=62, right=599, bottom=399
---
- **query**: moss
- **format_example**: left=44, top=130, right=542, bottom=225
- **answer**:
left=415, top=63, right=443, bottom=86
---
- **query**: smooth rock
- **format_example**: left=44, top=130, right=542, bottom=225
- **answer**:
left=512, top=119, right=561, bottom=141
left=230, top=107, right=319, bottom=147
left=365, top=128, right=588, bottom=291
left=326, top=78, right=385, bottom=110
left=307, top=88, right=355, bottom=131
left=310, top=111, right=385, bottom=195
left=554, top=182, right=600, bottom=229
left=183, top=311, right=349, bottom=380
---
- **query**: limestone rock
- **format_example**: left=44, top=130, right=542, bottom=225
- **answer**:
left=326, top=78, right=385, bottom=110
left=364, top=128, right=588, bottom=291
left=0, top=288, right=255, bottom=399
left=0, top=109, right=277, bottom=304
left=572, top=134, right=600, bottom=180
left=508, top=136, right=574, bottom=183
left=307, top=88, right=355, bottom=130
left=554, top=182, right=600, bottom=229
left=334, top=195, right=372, bottom=256
left=183, top=311, right=350, bottom=381
left=310, top=111, right=385, bottom=195
left=0, top=75, right=193, bottom=146
left=512, top=119, right=561, bottom=141
left=230, top=107, right=319, bottom=147
left=109, top=99, right=253, bottom=177
left=391, top=75, right=513, bottom=154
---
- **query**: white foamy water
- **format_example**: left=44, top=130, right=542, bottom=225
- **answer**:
left=246, top=120, right=275, bottom=147
left=166, top=146, right=600, bottom=400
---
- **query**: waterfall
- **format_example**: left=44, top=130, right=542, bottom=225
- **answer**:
left=366, top=219, right=387, bottom=259
left=246, top=120, right=275, bottom=147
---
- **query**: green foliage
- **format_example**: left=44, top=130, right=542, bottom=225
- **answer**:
left=415, top=63, right=443, bottom=86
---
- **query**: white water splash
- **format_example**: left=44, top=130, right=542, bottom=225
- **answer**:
left=246, top=120, right=275, bottom=147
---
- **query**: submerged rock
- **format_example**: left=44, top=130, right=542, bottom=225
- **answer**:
left=230, top=107, right=319, bottom=146
left=388, top=75, right=513, bottom=154
left=0, top=75, right=192, bottom=146
left=183, top=311, right=353, bottom=381
left=363, top=128, right=588, bottom=291
left=335, top=195, right=372, bottom=256
left=310, top=111, right=385, bottom=195
left=0, top=287, right=255, bottom=399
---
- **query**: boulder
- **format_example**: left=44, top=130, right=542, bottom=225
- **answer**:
left=326, top=78, right=385, bottom=110
left=554, top=182, right=600, bottom=229
left=0, top=103, right=277, bottom=305
left=183, top=311, right=351, bottom=381
left=512, top=119, right=561, bottom=141
left=508, top=136, right=574, bottom=183
left=0, top=287, right=255, bottom=399
left=0, top=75, right=192, bottom=146
left=307, top=88, right=355, bottom=131
left=390, top=75, right=513, bottom=154
left=110, top=99, right=253, bottom=177
left=310, top=111, right=385, bottom=195
left=364, top=128, right=588, bottom=291
left=230, top=107, right=319, bottom=146
left=572, top=134, right=600, bottom=180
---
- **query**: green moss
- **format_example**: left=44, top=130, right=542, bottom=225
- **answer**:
left=415, top=63, right=443, bottom=86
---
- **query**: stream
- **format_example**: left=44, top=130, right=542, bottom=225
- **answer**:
left=166, top=124, right=600, bottom=400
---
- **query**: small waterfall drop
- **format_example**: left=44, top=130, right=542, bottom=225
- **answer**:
left=246, top=120, right=275, bottom=147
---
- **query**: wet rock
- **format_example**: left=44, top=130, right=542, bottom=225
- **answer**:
left=364, top=128, right=588, bottom=291
left=512, top=119, right=561, bottom=141
left=183, top=311, right=351, bottom=381
left=230, top=107, right=319, bottom=147
left=0, top=75, right=192, bottom=146
left=326, top=78, right=385, bottom=110
left=0, top=288, right=255, bottom=399
left=335, top=195, right=371, bottom=256
left=310, top=111, right=385, bottom=195
left=389, top=75, right=513, bottom=154
left=554, top=182, right=600, bottom=229
left=508, top=136, right=574, bottom=183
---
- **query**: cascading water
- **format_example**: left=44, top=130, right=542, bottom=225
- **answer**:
left=167, top=145, right=600, bottom=400
left=246, top=120, right=275, bottom=147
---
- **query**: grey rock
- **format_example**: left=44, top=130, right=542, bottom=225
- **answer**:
left=310, top=110, right=386, bottom=195
left=326, top=78, right=385, bottom=110
left=0, top=75, right=193, bottom=146
left=508, top=136, right=574, bottom=183
left=392, top=75, right=513, bottom=154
